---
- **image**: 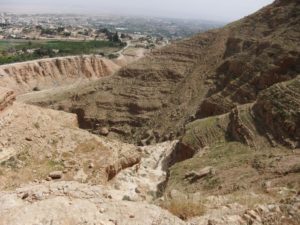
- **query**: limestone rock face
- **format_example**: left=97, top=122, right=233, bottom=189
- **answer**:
left=253, top=75, right=300, bottom=148
left=0, top=181, right=186, bottom=225
left=196, top=0, right=300, bottom=119
left=0, top=102, right=140, bottom=188
left=110, top=141, right=180, bottom=201
left=0, top=55, right=120, bottom=94
left=228, top=107, right=256, bottom=148
left=0, top=87, right=15, bottom=112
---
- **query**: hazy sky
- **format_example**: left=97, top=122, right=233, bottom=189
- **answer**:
left=1, top=0, right=274, bottom=22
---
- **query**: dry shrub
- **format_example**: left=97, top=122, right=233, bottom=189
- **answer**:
left=227, top=192, right=275, bottom=208
left=161, top=198, right=206, bottom=220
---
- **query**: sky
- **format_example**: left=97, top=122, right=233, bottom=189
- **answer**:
left=1, top=0, right=274, bottom=22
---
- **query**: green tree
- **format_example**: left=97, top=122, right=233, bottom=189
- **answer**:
left=112, top=32, right=120, bottom=43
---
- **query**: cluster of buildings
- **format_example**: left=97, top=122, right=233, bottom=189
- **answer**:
left=0, top=13, right=173, bottom=48
left=0, top=12, right=221, bottom=41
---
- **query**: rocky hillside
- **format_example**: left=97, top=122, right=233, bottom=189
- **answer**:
left=254, top=75, right=300, bottom=148
left=197, top=0, right=300, bottom=118
left=0, top=55, right=121, bottom=94
left=0, top=87, right=15, bottom=112
left=21, top=0, right=300, bottom=146
left=0, top=0, right=299, bottom=224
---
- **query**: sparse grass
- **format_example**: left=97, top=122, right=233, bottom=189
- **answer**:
left=203, top=175, right=221, bottom=190
left=47, top=159, right=64, bottom=171
left=167, top=141, right=252, bottom=190
left=16, top=149, right=30, bottom=162
left=33, top=122, right=40, bottom=129
left=182, top=115, right=228, bottom=150
left=61, top=151, right=73, bottom=159
left=226, top=191, right=276, bottom=208
left=161, top=198, right=206, bottom=220
left=75, top=138, right=105, bottom=153
left=122, top=195, right=132, bottom=201
left=166, top=138, right=297, bottom=197
left=1, top=156, right=19, bottom=170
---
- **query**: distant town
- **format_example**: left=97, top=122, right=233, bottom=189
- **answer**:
left=0, top=12, right=222, bottom=64
left=0, top=12, right=222, bottom=40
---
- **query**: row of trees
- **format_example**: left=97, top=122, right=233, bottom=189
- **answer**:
left=97, top=28, right=121, bottom=43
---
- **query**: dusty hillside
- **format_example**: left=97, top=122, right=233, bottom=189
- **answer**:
left=0, top=55, right=121, bottom=94
left=166, top=76, right=300, bottom=193
left=0, top=46, right=148, bottom=95
left=0, top=99, right=142, bottom=189
left=0, top=181, right=186, bottom=225
left=197, top=0, right=300, bottom=118
left=0, top=0, right=299, bottom=224
left=0, top=87, right=15, bottom=112
left=21, top=0, right=300, bottom=146
left=253, top=75, right=300, bottom=148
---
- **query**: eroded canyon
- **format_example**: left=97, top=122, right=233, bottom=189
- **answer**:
left=0, top=0, right=299, bottom=224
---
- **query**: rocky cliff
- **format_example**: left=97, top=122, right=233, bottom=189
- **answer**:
left=0, top=87, right=15, bottom=113
left=197, top=0, right=300, bottom=118
left=253, top=75, right=300, bottom=148
left=0, top=55, right=120, bottom=94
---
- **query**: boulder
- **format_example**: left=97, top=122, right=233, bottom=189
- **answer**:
left=49, top=171, right=63, bottom=179
left=99, top=127, right=109, bottom=136
left=184, top=166, right=215, bottom=182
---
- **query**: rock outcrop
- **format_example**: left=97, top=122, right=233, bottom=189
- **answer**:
left=196, top=0, right=300, bottom=118
left=0, top=102, right=140, bottom=188
left=0, top=87, right=15, bottom=112
left=0, top=55, right=120, bottom=94
left=228, top=107, right=256, bottom=148
left=0, top=181, right=186, bottom=225
left=253, top=75, right=300, bottom=148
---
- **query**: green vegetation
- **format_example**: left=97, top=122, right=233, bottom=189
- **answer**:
left=108, top=53, right=119, bottom=59
left=47, top=159, right=64, bottom=171
left=182, top=115, right=228, bottom=150
left=0, top=39, right=126, bottom=65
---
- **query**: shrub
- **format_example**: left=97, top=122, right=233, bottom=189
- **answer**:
left=161, top=198, right=205, bottom=220
left=108, top=53, right=118, bottom=59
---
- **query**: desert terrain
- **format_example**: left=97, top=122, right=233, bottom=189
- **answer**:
left=0, top=0, right=299, bottom=224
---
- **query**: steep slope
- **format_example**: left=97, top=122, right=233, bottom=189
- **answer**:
left=0, top=55, right=120, bottom=94
left=21, top=29, right=229, bottom=142
left=0, top=1, right=299, bottom=224
left=253, top=75, right=300, bottom=148
left=0, top=87, right=15, bottom=112
left=0, top=98, right=141, bottom=189
left=22, top=0, right=300, bottom=145
left=197, top=0, right=300, bottom=118
left=161, top=78, right=300, bottom=223
left=168, top=78, right=300, bottom=195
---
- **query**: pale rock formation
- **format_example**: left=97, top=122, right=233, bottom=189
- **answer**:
left=0, top=181, right=186, bottom=225
left=0, top=102, right=140, bottom=188
left=0, top=55, right=120, bottom=94
left=0, top=87, right=15, bottom=112
left=110, top=141, right=179, bottom=201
